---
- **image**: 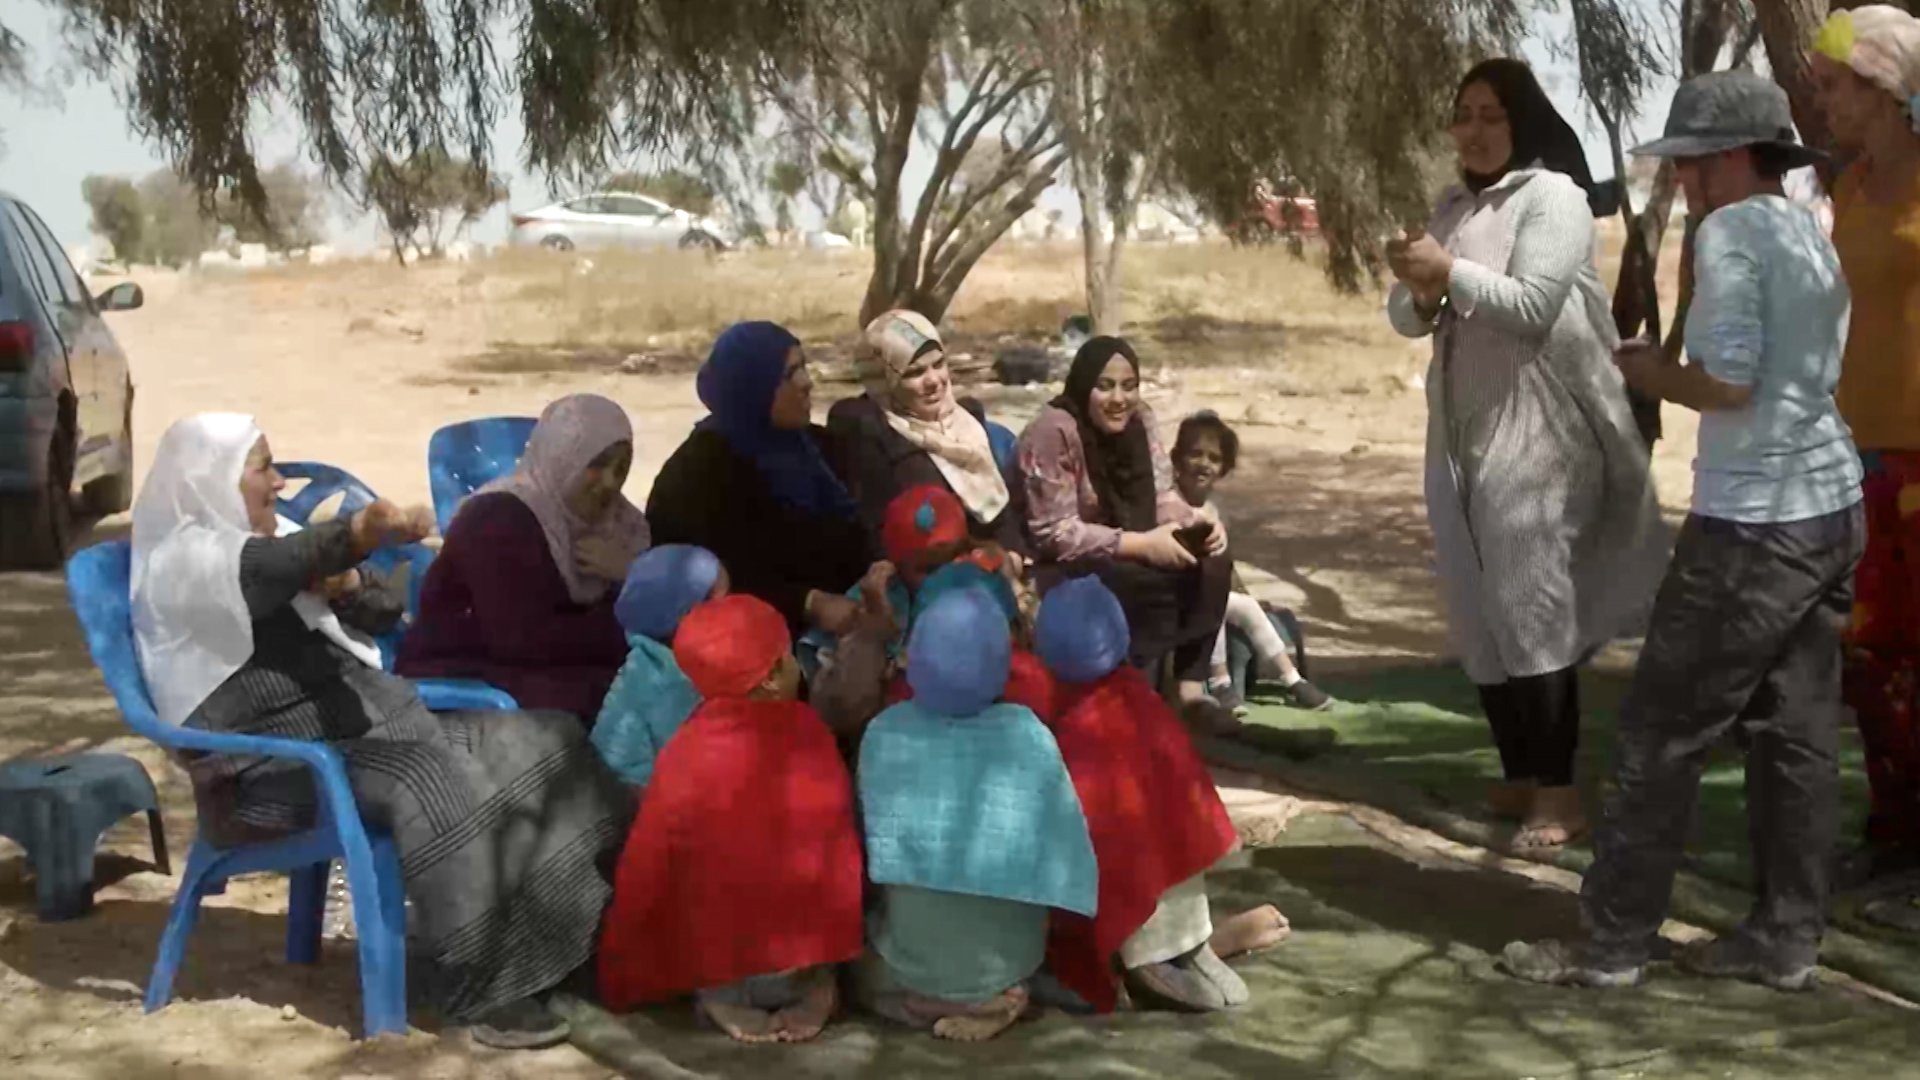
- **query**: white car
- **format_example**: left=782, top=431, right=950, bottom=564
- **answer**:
left=508, top=192, right=733, bottom=252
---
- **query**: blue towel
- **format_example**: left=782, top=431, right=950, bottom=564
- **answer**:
left=591, top=634, right=701, bottom=787
left=858, top=700, right=1098, bottom=916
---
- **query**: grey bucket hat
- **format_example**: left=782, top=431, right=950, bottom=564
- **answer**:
left=1629, top=70, right=1829, bottom=168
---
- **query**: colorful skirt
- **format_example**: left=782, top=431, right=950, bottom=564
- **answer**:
left=1846, top=450, right=1920, bottom=852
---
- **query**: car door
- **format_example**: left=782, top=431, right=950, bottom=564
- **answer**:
left=603, top=196, right=666, bottom=249
left=634, top=196, right=680, bottom=247
left=22, top=206, right=124, bottom=485
left=560, top=196, right=610, bottom=249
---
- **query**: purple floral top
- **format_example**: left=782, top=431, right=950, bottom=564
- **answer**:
left=1016, top=404, right=1200, bottom=563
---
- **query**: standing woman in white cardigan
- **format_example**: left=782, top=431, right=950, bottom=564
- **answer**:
left=1385, top=58, right=1664, bottom=849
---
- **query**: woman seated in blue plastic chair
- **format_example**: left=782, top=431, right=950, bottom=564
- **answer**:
left=826, top=309, right=1029, bottom=572
left=133, top=413, right=630, bottom=1050
left=398, top=393, right=649, bottom=722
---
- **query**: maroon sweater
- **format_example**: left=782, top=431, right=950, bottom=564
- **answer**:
left=396, top=492, right=628, bottom=721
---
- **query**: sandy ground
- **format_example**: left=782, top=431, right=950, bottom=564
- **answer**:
left=0, top=243, right=1707, bottom=1077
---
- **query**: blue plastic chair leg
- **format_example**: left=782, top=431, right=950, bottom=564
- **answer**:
left=286, top=861, right=328, bottom=966
left=343, top=834, right=409, bottom=1037
left=145, top=838, right=218, bottom=1013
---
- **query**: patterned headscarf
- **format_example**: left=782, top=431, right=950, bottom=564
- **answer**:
left=1816, top=5, right=1920, bottom=132
left=864, top=309, right=1010, bottom=522
left=614, top=544, right=723, bottom=642
left=478, top=393, right=649, bottom=604
left=674, top=594, right=792, bottom=699
left=696, top=321, right=858, bottom=519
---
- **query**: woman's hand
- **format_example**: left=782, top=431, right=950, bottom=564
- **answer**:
left=350, top=500, right=433, bottom=555
left=1387, top=227, right=1453, bottom=301
left=1204, top=516, right=1229, bottom=557
left=317, top=569, right=362, bottom=600
left=574, top=533, right=638, bottom=582
left=1120, top=523, right=1199, bottom=570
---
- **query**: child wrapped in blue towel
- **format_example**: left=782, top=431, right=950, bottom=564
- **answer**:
left=592, top=544, right=728, bottom=786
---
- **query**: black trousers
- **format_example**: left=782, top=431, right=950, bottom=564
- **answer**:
left=1040, top=552, right=1232, bottom=687
left=1582, top=506, right=1865, bottom=967
left=1478, top=668, right=1582, bottom=787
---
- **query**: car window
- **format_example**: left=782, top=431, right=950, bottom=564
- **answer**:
left=566, top=196, right=608, bottom=215
left=4, top=203, right=61, bottom=310
left=606, top=196, right=662, bottom=218
left=22, top=205, right=91, bottom=310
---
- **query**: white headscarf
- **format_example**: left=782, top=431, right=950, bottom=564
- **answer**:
left=863, top=309, right=1010, bottom=522
left=132, top=413, right=380, bottom=727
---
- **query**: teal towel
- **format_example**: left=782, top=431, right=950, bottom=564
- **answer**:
left=591, top=634, right=700, bottom=787
left=858, top=700, right=1098, bottom=916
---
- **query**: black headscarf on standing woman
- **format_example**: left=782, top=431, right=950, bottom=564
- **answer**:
left=1051, top=336, right=1159, bottom=533
left=1455, top=58, right=1608, bottom=217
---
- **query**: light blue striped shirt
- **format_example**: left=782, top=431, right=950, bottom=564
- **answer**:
left=1684, top=196, right=1862, bottom=523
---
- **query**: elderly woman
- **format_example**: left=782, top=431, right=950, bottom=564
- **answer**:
left=646, top=321, right=886, bottom=639
left=133, top=413, right=629, bottom=1049
left=1015, top=335, right=1232, bottom=722
left=827, top=309, right=1025, bottom=562
left=1813, top=6, right=1920, bottom=906
left=397, top=393, right=648, bottom=721
left=1386, top=58, right=1662, bottom=849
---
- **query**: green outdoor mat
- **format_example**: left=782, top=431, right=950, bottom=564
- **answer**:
left=1213, top=664, right=1920, bottom=1002
left=562, top=813, right=1920, bottom=1079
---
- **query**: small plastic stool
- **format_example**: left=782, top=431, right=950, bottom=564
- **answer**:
left=0, top=752, right=170, bottom=920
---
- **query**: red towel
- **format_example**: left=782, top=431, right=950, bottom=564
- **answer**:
left=882, top=647, right=1055, bottom=719
left=597, top=698, right=865, bottom=1009
left=1043, top=666, right=1238, bottom=1012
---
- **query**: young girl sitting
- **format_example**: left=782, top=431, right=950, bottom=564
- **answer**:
left=591, top=544, right=728, bottom=786
left=597, top=595, right=865, bottom=1043
left=1171, top=411, right=1331, bottom=711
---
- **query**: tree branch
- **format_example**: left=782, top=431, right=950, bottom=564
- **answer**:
left=925, top=146, right=1071, bottom=307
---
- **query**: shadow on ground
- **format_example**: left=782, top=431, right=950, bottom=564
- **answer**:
left=564, top=813, right=1920, bottom=1080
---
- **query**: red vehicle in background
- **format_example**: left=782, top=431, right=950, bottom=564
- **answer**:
left=1231, top=178, right=1321, bottom=244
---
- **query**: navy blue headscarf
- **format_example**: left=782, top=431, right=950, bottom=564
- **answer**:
left=695, top=321, right=857, bottom=518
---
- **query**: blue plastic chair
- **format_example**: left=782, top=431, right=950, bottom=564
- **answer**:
left=427, top=417, right=538, bottom=533
left=276, top=462, right=379, bottom=524
left=986, top=420, right=1019, bottom=473
left=65, top=541, right=408, bottom=1037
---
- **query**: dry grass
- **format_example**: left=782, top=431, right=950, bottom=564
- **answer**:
left=194, top=223, right=1661, bottom=400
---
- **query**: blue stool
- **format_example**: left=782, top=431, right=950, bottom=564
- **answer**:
left=0, top=752, right=169, bottom=920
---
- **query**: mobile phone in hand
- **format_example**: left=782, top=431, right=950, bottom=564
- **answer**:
left=1174, top=522, right=1212, bottom=558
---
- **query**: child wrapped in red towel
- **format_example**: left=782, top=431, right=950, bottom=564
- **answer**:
left=597, top=594, right=865, bottom=1042
left=1035, top=576, right=1281, bottom=1012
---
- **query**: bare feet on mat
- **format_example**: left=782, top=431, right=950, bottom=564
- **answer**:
left=1210, top=905, right=1291, bottom=958
left=773, top=972, right=837, bottom=1042
left=1513, top=786, right=1587, bottom=849
left=931, top=986, right=1028, bottom=1042
left=699, top=999, right=782, bottom=1044
left=1488, top=780, right=1535, bottom=822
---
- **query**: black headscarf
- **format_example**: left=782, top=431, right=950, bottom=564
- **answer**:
left=1455, top=58, right=1607, bottom=216
left=1052, top=336, right=1158, bottom=532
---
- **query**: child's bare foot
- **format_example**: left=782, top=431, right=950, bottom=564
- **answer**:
left=930, top=986, right=1028, bottom=1042
left=700, top=999, right=782, bottom=1044
left=1210, top=905, right=1291, bottom=958
left=1514, top=785, right=1587, bottom=850
left=773, top=972, right=838, bottom=1042
left=1488, top=780, right=1535, bottom=822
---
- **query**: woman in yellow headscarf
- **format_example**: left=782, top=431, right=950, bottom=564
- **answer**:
left=1813, top=6, right=1920, bottom=901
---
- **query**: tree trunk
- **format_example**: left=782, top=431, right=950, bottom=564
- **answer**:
left=1079, top=182, right=1125, bottom=333
left=1754, top=0, right=1834, bottom=161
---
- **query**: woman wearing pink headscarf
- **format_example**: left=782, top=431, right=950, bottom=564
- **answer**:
left=399, top=394, right=651, bottom=721
left=1812, top=7, right=1920, bottom=899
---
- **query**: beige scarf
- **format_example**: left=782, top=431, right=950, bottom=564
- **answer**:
left=866, top=308, right=1010, bottom=522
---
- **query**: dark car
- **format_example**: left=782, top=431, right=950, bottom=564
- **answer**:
left=0, top=193, right=143, bottom=569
